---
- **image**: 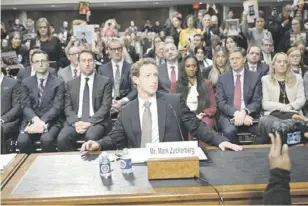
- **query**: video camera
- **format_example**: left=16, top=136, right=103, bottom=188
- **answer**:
left=259, top=115, right=308, bottom=146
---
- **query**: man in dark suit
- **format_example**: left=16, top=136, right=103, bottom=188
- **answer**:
left=1, top=72, right=22, bottom=154
left=17, top=47, right=57, bottom=81
left=58, top=46, right=81, bottom=83
left=216, top=47, right=266, bottom=144
left=245, top=45, right=269, bottom=80
left=158, top=42, right=180, bottom=93
left=97, top=38, right=137, bottom=114
left=57, top=50, right=112, bottom=152
left=17, top=50, right=65, bottom=154
left=260, top=38, right=275, bottom=66
left=81, top=58, right=242, bottom=152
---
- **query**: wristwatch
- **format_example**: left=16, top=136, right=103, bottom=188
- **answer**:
left=244, top=108, right=250, bottom=115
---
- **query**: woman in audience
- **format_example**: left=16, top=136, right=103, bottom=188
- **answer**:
left=194, top=46, right=212, bottom=73
left=30, top=17, right=66, bottom=69
left=170, top=12, right=182, bottom=48
left=2, top=31, right=29, bottom=67
left=176, top=55, right=217, bottom=130
left=145, top=36, right=163, bottom=58
left=287, top=47, right=308, bottom=78
left=262, top=52, right=307, bottom=121
left=292, top=40, right=308, bottom=66
left=225, top=36, right=237, bottom=53
left=178, top=15, right=202, bottom=56
left=203, top=46, right=229, bottom=89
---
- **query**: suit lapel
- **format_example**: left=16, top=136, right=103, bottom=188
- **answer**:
left=30, top=75, right=40, bottom=106
left=26, top=66, right=32, bottom=78
left=92, top=74, right=99, bottom=109
left=107, top=63, right=114, bottom=79
left=243, top=70, right=250, bottom=103
left=120, top=62, right=127, bottom=86
left=156, top=93, right=166, bottom=142
left=66, top=66, right=73, bottom=79
left=131, top=99, right=141, bottom=147
left=73, top=76, right=81, bottom=110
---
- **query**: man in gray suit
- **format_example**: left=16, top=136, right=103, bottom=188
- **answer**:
left=216, top=47, right=266, bottom=144
left=158, top=42, right=180, bottom=93
left=58, top=46, right=81, bottom=82
left=244, top=45, right=269, bottom=80
left=81, top=58, right=242, bottom=152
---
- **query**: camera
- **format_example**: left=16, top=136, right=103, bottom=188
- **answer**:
left=259, top=115, right=308, bottom=146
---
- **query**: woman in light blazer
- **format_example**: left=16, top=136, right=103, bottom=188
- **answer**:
left=261, top=52, right=307, bottom=121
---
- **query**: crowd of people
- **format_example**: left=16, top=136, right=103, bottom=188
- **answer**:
left=1, top=3, right=308, bottom=155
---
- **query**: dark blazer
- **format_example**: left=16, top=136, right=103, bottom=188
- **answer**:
left=97, top=61, right=137, bottom=101
left=98, top=92, right=228, bottom=149
left=64, top=74, right=112, bottom=126
left=57, top=65, right=74, bottom=83
left=260, top=52, right=275, bottom=64
left=1, top=76, right=22, bottom=123
left=216, top=69, right=262, bottom=118
left=17, top=66, right=57, bottom=82
left=20, top=73, right=65, bottom=128
left=158, top=63, right=180, bottom=93
left=244, top=62, right=269, bottom=80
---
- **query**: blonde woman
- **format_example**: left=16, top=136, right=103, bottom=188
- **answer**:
left=203, top=46, right=229, bottom=89
left=261, top=52, right=307, bottom=120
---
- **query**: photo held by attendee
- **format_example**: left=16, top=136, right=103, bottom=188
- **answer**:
left=17, top=50, right=65, bottom=154
left=57, top=50, right=113, bottom=152
left=81, top=58, right=242, bottom=152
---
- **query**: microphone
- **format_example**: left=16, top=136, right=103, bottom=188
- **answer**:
left=168, top=104, right=185, bottom=142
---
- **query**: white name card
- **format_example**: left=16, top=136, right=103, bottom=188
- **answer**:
left=146, top=141, right=198, bottom=159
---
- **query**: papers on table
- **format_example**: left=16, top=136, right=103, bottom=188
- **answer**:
left=0, top=153, right=17, bottom=171
left=128, top=148, right=207, bottom=164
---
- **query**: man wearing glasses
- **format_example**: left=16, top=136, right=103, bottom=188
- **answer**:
left=58, top=46, right=81, bottom=82
left=17, top=50, right=65, bottom=154
left=98, top=38, right=137, bottom=117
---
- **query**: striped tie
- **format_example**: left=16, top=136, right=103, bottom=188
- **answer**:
left=38, top=78, right=45, bottom=105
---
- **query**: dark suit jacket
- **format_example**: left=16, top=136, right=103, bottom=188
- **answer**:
left=260, top=52, right=275, bottom=63
left=20, top=73, right=65, bottom=128
left=1, top=77, right=22, bottom=123
left=216, top=70, right=262, bottom=118
left=57, top=65, right=74, bottom=83
left=98, top=92, right=228, bottom=149
left=64, top=74, right=112, bottom=126
left=158, top=63, right=180, bottom=93
left=97, top=61, right=137, bottom=101
left=244, top=62, right=269, bottom=80
left=17, top=66, right=57, bottom=82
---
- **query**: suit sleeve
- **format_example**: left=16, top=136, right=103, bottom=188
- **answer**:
left=180, top=97, right=228, bottom=146
left=64, top=82, right=79, bottom=125
left=215, top=76, right=237, bottom=117
left=124, top=68, right=137, bottom=101
left=21, top=82, right=38, bottom=121
left=304, top=72, right=308, bottom=102
left=202, top=80, right=216, bottom=117
left=16, top=69, right=24, bottom=82
left=245, top=77, right=262, bottom=114
left=40, top=81, right=65, bottom=123
left=89, top=79, right=112, bottom=125
left=2, top=81, right=22, bottom=122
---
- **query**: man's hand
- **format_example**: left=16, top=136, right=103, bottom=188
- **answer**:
left=268, top=132, right=291, bottom=171
left=112, top=100, right=122, bottom=110
left=28, top=119, right=45, bottom=134
left=243, top=115, right=254, bottom=126
left=196, top=112, right=206, bottom=120
left=81, top=122, right=92, bottom=130
left=75, top=121, right=87, bottom=134
left=218, top=141, right=243, bottom=151
left=233, top=110, right=246, bottom=126
left=81, top=140, right=100, bottom=152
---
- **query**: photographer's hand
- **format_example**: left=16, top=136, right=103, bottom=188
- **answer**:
left=269, top=132, right=291, bottom=171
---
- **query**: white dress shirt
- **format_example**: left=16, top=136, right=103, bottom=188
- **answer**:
left=247, top=63, right=257, bottom=72
left=31, top=66, right=36, bottom=76
left=138, top=95, right=159, bottom=144
left=166, top=62, right=179, bottom=81
left=186, top=83, right=199, bottom=112
left=232, top=69, right=246, bottom=110
left=36, top=72, right=49, bottom=87
left=262, top=52, right=272, bottom=65
left=77, top=72, right=95, bottom=118
left=70, top=64, right=80, bottom=78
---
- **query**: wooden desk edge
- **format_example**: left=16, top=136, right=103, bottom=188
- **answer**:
left=1, top=154, right=28, bottom=191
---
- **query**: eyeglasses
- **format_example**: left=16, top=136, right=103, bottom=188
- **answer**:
left=109, top=47, right=123, bottom=52
left=264, top=44, right=273, bottom=47
left=33, top=60, right=48, bottom=64
left=80, top=59, right=94, bottom=63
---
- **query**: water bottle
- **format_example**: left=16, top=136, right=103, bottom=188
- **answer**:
left=99, top=152, right=111, bottom=178
left=120, top=148, right=133, bottom=174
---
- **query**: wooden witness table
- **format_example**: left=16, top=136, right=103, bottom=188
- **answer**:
left=1, top=154, right=28, bottom=191
left=1, top=145, right=308, bottom=205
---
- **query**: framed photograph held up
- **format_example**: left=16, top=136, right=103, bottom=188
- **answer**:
left=226, top=19, right=239, bottom=37
left=73, top=24, right=95, bottom=50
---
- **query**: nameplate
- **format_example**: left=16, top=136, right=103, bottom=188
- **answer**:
left=146, top=141, right=198, bottom=159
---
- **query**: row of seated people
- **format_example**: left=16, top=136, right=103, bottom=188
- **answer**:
left=1, top=39, right=308, bottom=154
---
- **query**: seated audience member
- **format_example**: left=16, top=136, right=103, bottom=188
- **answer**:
left=98, top=38, right=137, bottom=115
left=262, top=53, right=307, bottom=121
left=287, top=47, right=308, bottom=78
left=81, top=58, right=242, bottom=151
left=225, top=36, right=237, bottom=53
left=194, top=46, right=212, bottom=73
left=260, top=38, right=275, bottom=65
left=58, top=46, right=81, bottom=82
left=176, top=55, right=216, bottom=130
left=292, top=40, right=308, bottom=66
left=203, top=46, right=229, bottom=90
left=57, top=50, right=112, bottom=152
left=145, top=36, right=163, bottom=58
left=153, top=41, right=166, bottom=65
left=216, top=47, right=266, bottom=144
left=17, top=47, right=57, bottom=81
left=245, top=45, right=269, bottom=79
left=1, top=71, right=22, bottom=154
left=205, top=35, right=221, bottom=60
left=17, top=50, right=65, bottom=154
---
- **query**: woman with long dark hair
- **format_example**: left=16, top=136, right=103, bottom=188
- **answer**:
left=170, top=12, right=183, bottom=48
left=176, top=55, right=216, bottom=129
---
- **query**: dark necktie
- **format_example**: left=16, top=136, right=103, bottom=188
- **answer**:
left=234, top=74, right=242, bottom=111
left=81, top=77, right=90, bottom=122
left=38, top=78, right=45, bottom=105
left=141, top=101, right=152, bottom=148
left=73, top=69, right=78, bottom=79
left=169, top=66, right=176, bottom=93
left=114, top=64, right=120, bottom=98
